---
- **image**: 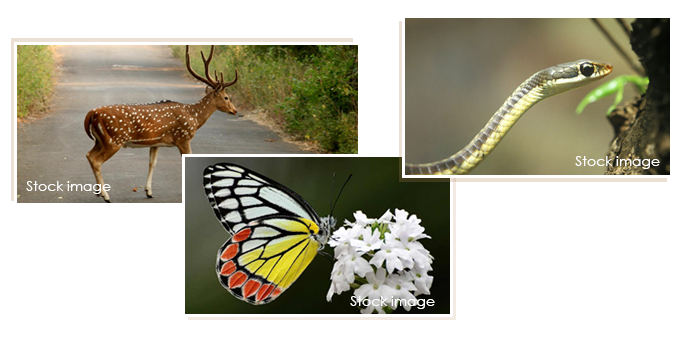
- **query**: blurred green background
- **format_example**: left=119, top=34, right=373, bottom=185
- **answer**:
left=185, top=157, right=450, bottom=314
left=405, top=18, right=638, bottom=174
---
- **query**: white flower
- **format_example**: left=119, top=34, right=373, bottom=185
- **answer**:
left=378, top=209, right=393, bottom=223
left=354, top=268, right=396, bottom=314
left=351, top=210, right=374, bottom=227
left=369, top=240, right=409, bottom=273
left=328, top=224, right=362, bottom=258
left=408, top=265, right=434, bottom=295
left=327, top=261, right=351, bottom=301
left=385, top=273, right=417, bottom=311
left=390, top=209, right=431, bottom=242
left=350, top=227, right=382, bottom=253
left=394, top=237, right=433, bottom=269
left=338, top=252, right=373, bottom=284
left=393, top=209, right=410, bottom=223
left=326, top=209, right=434, bottom=314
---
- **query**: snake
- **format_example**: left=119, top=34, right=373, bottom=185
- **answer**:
left=405, top=59, right=613, bottom=175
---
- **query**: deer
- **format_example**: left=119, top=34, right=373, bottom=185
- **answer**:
left=84, top=45, right=238, bottom=202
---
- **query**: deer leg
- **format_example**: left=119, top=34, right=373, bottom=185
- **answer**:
left=86, top=144, right=104, bottom=198
left=86, top=141, right=121, bottom=203
left=177, top=141, right=192, bottom=155
left=145, top=147, right=159, bottom=198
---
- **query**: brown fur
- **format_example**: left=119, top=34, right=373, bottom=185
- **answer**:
left=84, top=45, right=238, bottom=202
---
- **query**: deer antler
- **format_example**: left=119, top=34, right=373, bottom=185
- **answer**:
left=224, top=68, right=238, bottom=87
left=185, top=45, right=238, bottom=90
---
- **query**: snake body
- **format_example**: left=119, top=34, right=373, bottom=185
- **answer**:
left=405, top=60, right=613, bottom=175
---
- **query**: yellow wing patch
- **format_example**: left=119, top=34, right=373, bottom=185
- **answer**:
left=217, top=218, right=320, bottom=304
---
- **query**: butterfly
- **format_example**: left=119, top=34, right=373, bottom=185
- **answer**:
left=203, top=163, right=337, bottom=305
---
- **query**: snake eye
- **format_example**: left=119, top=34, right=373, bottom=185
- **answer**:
left=580, top=62, right=595, bottom=77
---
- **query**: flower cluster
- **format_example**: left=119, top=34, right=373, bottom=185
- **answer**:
left=326, top=209, right=434, bottom=314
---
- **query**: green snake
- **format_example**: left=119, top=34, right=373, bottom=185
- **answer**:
left=405, top=59, right=613, bottom=175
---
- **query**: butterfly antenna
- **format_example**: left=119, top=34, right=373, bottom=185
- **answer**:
left=329, top=172, right=336, bottom=217
left=329, top=173, right=353, bottom=217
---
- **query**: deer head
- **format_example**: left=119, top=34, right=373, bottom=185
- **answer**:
left=185, top=45, right=239, bottom=115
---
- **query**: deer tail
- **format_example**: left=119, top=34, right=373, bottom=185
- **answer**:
left=84, top=110, right=95, bottom=140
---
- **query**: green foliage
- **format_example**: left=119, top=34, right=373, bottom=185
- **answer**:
left=576, top=75, right=649, bottom=116
left=17, top=45, right=55, bottom=117
left=170, top=45, right=358, bottom=154
left=248, top=45, right=323, bottom=62
left=278, top=46, right=358, bottom=154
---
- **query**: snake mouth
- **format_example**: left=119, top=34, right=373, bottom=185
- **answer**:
left=604, top=64, right=613, bottom=73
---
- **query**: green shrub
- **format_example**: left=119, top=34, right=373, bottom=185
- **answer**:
left=277, top=46, right=358, bottom=154
left=17, top=45, right=55, bottom=117
left=170, top=45, right=358, bottom=154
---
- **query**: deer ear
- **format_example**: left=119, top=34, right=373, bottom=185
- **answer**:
left=205, top=86, right=213, bottom=94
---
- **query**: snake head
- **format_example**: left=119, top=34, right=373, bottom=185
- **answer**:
left=545, top=60, right=613, bottom=94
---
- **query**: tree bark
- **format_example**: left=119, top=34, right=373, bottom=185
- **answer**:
left=605, top=18, right=669, bottom=175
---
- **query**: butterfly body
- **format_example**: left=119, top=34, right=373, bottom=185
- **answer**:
left=203, top=163, right=335, bottom=305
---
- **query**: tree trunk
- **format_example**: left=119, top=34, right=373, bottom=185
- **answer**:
left=605, top=18, right=669, bottom=175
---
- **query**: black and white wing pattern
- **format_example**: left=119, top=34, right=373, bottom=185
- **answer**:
left=203, top=163, right=321, bottom=235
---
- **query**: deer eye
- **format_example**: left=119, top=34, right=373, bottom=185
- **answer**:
left=224, top=96, right=229, bottom=100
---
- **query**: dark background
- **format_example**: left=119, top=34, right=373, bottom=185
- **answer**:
left=185, top=157, right=450, bottom=314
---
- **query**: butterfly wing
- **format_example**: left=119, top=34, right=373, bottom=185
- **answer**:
left=215, top=216, right=322, bottom=304
left=203, top=163, right=325, bottom=305
left=204, top=163, right=320, bottom=235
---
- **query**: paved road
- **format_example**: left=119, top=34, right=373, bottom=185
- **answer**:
left=17, top=45, right=310, bottom=203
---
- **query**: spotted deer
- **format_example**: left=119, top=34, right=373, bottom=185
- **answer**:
left=84, top=45, right=238, bottom=202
